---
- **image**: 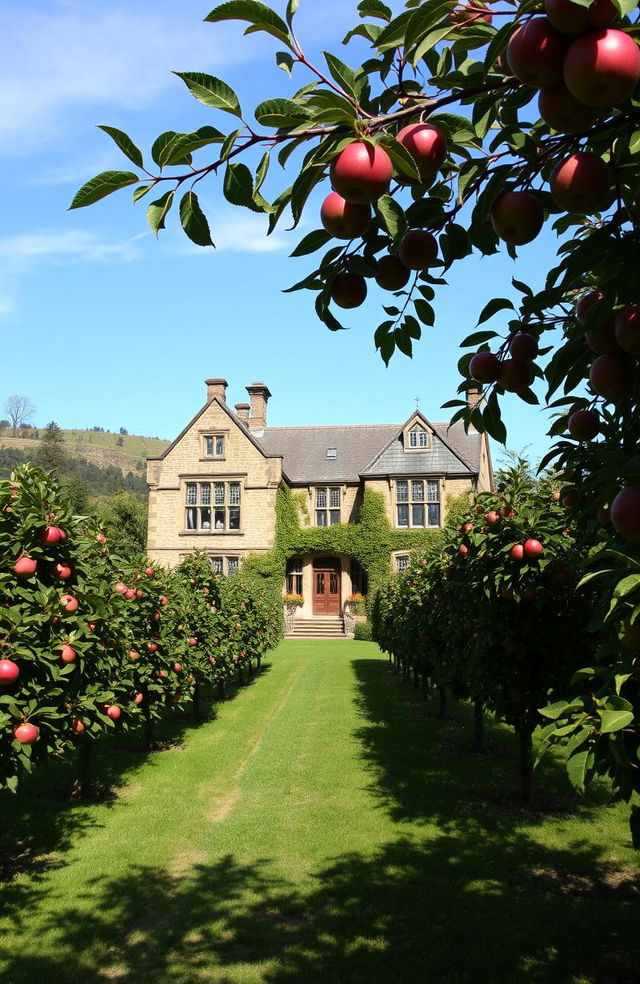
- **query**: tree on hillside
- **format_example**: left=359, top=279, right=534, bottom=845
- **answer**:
left=72, top=1, right=640, bottom=804
left=4, top=395, right=35, bottom=437
left=38, top=421, right=66, bottom=476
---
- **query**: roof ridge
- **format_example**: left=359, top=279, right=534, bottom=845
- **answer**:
left=262, top=423, right=401, bottom=431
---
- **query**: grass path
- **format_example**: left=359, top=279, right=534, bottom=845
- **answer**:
left=0, top=641, right=638, bottom=984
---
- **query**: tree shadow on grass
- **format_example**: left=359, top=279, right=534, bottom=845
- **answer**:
left=0, top=669, right=272, bottom=901
left=350, top=657, right=616, bottom=829
left=0, top=835, right=638, bottom=984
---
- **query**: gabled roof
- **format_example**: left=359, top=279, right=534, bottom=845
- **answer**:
left=147, top=397, right=283, bottom=466
left=256, top=413, right=483, bottom=484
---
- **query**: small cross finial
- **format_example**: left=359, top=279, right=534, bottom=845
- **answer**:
left=414, top=394, right=420, bottom=409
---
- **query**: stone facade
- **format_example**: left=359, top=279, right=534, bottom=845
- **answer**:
left=146, top=379, right=494, bottom=610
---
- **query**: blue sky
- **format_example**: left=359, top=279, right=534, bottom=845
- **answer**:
left=1, top=0, right=564, bottom=467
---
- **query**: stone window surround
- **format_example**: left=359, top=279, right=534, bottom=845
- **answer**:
left=402, top=422, right=432, bottom=453
left=199, top=427, right=230, bottom=462
left=391, top=476, right=442, bottom=529
left=314, top=484, right=343, bottom=527
left=180, top=473, right=246, bottom=535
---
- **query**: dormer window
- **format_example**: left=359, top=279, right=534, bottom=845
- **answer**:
left=203, top=435, right=225, bottom=458
left=407, top=426, right=429, bottom=450
left=326, top=447, right=337, bottom=459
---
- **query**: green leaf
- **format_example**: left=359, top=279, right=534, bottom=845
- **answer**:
left=132, top=184, right=152, bottom=203
left=223, top=162, right=261, bottom=211
left=290, top=229, right=332, bottom=257
left=146, top=190, right=175, bottom=235
left=476, top=297, right=514, bottom=325
left=157, top=126, right=225, bottom=166
left=69, top=171, right=139, bottom=209
left=290, top=165, right=325, bottom=227
left=323, top=52, right=362, bottom=101
left=599, top=709, right=634, bottom=734
left=357, top=0, right=392, bottom=20
left=414, top=299, right=434, bottom=326
left=377, top=134, right=422, bottom=182
left=174, top=72, right=242, bottom=117
left=179, top=191, right=214, bottom=247
left=482, top=391, right=507, bottom=444
left=461, top=329, right=499, bottom=347
left=255, top=98, right=311, bottom=128
left=97, top=126, right=143, bottom=168
left=205, top=1, right=292, bottom=46
left=151, top=131, right=179, bottom=167
left=566, top=748, right=590, bottom=792
left=614, top=574, right=640, bottom=598
left=276, top=50, right=295, bottom=75
left=374, top=195, right=407, bottom=241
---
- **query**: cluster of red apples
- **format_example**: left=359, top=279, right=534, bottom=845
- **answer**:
left=469, top=329, right=539, bottom=394
left=490, top=3, right=640, bottom=246
left=320, top=124, right=447, bottom=308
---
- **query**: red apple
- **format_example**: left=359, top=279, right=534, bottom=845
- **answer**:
left=40, top=525, right=62, bottom=545
left=159, top=669, right=168, bottom=678
left=86, top=621, right=97, bottom=632
left=54, top=563, right=73, bottom=580
left=585, top=317, right=619, bottom=354
left=545, top=0, right=618, bottom=35
left=396, top=123, right=447, bottom=178
left=614, top=306, right=640, bottom=355
left=506, top=18, right=568, bottom=88
left=375, top=255, right=411, bottom=291
left=136, top=589, right=143, bottom=598
left=564, top=29, right=640, bottom=107
left=330, top=141, right=393, bottom=204
left=14, top=722, right=38, bottom=744
left=589, top=352, right=635, bottom=401
left=173, top=663, right=183, bottom=673
left=486, top=510, right=500, bottom=524
left=538, top=83, right=600, bottom=132
left=160, top=595, right=169, bottom=606
left=501, top=506, right=515, bottom=517
left=568, top=408, right=600, bottom=440
left=105, top=704, right=122, bottom=721
left=188, top=637, right=198, bottom=646
left=124, top=588, right=136, bottom=600
left=562, top=489, right=581, bottom=507
left=145, top=567, right=155, bottom=576
left=611, top=485, right=640, bottom=540
left=509, top=332, right=539, bottom=361
left=462, top=522, right=475, bottom=532
left=0, top=659, right=20, bottom=684
left=397, top=230, right=438, bottom=270
left=510, top=543, right=525, bottom=560
left=470, top=351, right=501, bottom=384
left=147, top=642, right=158, bottom=653
left=115, top=582, right=127, bottom=594
left=490, top=191, right=544, bottom=245
left=61, top=594, right=78, bottom=613
left=330, top=272, right=367, bottom=309
left=320, top=192, right=371, bottom=240
left=549, top=151, right=611, bottom=213
left=524, top=538, right=544, bottom=556
left=134, top=692, right=144, bottom=704
left=128, top=649, right=140, bottom=661
left=576, top=289, right=604, bottom=324
left=72, top=717, right=85, bottom=733
left=498, top=358, right=534, bottom=393
left=96, top=533, right=107, bottom=544
left=60, top=645, right=76, bottom=664
left=13, top=556, right=37, bottom=578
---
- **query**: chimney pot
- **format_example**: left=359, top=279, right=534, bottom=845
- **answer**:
left=246, top=383, right=272, bottom=431
left=205, top=378, right=228, bottom=404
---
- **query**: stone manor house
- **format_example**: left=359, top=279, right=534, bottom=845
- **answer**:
left=146, top=378, right=494, bottom=622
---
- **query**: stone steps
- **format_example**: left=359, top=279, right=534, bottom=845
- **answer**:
left=285, top=617, right=347, bottom=639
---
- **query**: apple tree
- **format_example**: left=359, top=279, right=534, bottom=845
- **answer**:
left=71, top=0, right=640, bottom=800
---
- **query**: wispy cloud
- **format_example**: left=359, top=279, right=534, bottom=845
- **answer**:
left=0, top=2, right=257, bottom=158
left=170, top=207, right=295, bottom=255
left=0, top=228, right=143, bottom=314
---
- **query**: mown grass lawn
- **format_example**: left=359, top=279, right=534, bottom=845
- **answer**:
left=0, top=640, right=638, bottom=984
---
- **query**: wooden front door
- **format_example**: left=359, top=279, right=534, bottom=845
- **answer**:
left=312, top=559, right=341, bottom=615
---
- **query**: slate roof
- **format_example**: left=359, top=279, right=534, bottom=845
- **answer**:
left=256, top=418, right=482, bottom=484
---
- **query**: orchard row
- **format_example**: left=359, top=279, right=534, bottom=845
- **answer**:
left=0, top=465, right=281, bottom=794
left=372, top=463, right=640, bottom=820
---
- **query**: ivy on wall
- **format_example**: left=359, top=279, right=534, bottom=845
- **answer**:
left=243, top=483, right=444, bottom=608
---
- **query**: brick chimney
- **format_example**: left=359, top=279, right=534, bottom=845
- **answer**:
left=235, top=402, right=250, bottom=423
left=467, top=386, right=483, bottom=410
left=205, top=378, right=228, bottom=404
left=246, top=382, right=271, bottom=431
